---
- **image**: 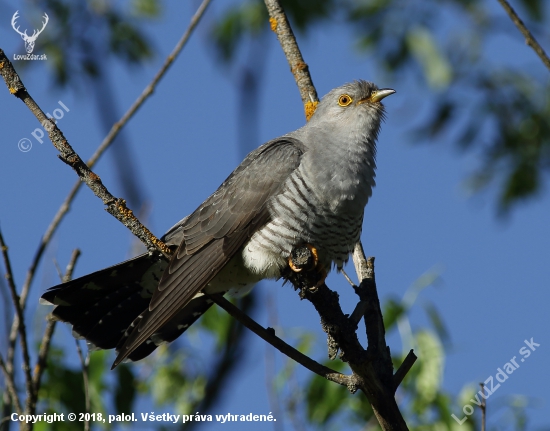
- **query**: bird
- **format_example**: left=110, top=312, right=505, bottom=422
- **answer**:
left=40, top=80, right=395, bottom=369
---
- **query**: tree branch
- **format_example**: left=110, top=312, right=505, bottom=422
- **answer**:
left=207, top=293, right=355, bottom=389
left=285, top=248, right=414, bottom=430
left=393, top=350, right=417, bottom=390
left=495, top=0, right=550, bottom=72
left=263, top=0, right=319, bottom=120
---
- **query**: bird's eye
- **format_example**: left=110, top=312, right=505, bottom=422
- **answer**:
left=338, top=94, right=353, bottom=107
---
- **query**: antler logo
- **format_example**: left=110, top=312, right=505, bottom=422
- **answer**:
left=11, top=11, right=49, bottom=54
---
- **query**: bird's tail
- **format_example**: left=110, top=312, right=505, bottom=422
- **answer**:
left=41, top=253, right=213, bottom=364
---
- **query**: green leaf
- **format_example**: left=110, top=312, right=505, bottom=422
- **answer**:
left=131, top=0, right=161, bottom=17
left=414, top=330, right=444, bottom=406
left=407, top=26, right=452, bottom=89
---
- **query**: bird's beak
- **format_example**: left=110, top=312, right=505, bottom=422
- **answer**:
left=371, top=88, right=396, bottom=102
left=357, top=88, right=396, bottom=105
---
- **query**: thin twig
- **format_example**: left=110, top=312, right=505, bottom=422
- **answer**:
left=75, top=341, right=91, bottom=431
left=393, top=350, right=417, bottom=390
left=495, top=0, right=550, bottom=72
left=0, top=228, right=34, bottom=415
left=207, top=294, right=354, bottom=388
left=52, top=258, right=63, bottom=282
left=0, top=231, right=17, bottom=300
left=31, top=249, right=81, bottom=411
left=0, top=276, right=11, bottom=339
left=0, top=354, right=22, bottom=415
left=340, top=268, right=357, bottom=288
left=31, top=321, right=55, bottom=390
left=263, top=0, right=319, bottom=120
left=62, top=250, right=81, bottom=284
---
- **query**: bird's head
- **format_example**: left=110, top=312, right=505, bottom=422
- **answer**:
left=306, top=80, right=395, bottom=145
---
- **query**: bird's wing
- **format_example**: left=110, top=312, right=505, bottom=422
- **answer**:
left=113, top=137, right=305, bottom=366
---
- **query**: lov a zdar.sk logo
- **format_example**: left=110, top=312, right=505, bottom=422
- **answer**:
left=11, top=10, right=48, bottom=60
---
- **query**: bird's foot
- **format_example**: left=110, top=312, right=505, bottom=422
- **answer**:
left=287, top=244, right=326, bottom=290
left=288, top=243, right=319, bottom=272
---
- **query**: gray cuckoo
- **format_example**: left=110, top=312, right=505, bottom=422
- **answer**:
left=41, top=80, right=395, bottom=368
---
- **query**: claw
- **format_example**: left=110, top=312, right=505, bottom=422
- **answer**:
left=288, top=256, right=303, bottom=272
left=288, top=243, right=320, bottom=273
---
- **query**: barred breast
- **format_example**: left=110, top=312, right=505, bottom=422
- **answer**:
left=241, top=163, right=368, bottom=278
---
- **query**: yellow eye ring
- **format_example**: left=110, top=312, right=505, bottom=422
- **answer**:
left=338, top=94, right=353, bottom=107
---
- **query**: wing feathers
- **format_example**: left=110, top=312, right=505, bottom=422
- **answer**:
left=113, top=137, right=306, bottom=367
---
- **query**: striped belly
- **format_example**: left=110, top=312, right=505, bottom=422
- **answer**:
left=241, top=170, right=365, bottom=277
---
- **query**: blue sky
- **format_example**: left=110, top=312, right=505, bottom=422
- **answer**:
left=0, top=1, right=549, bottom=429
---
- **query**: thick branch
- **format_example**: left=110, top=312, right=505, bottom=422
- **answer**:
left=352, top=245, right=417, bottom=393
left=264, top=0, right=319, bottom=120
left=286, top=248, right=412, bottom=430
left=495, top=0, right=550, bottom=72
left=207, top=293, right=355, bottom=389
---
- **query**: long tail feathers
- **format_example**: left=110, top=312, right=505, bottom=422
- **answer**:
left=113, top=293, right=214, bottom=367
left=41, top=253, right=214, bottom=367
